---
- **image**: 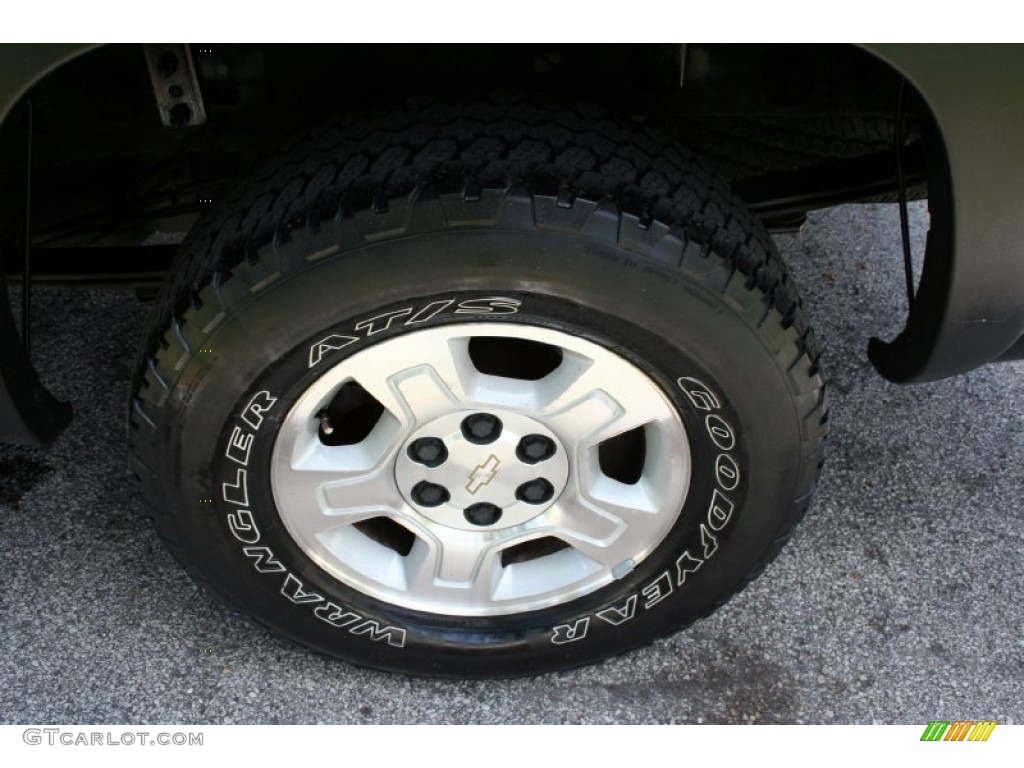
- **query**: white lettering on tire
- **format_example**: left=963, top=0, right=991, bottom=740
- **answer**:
left=550, top=375, right=741, bottom=644
left=551, top=617, right=590, bottom=644
left=219, top=387, right=407, bottom=648
left=596, top=595, right=637, bottom=626
left=307, top=297, right=521, bottom=368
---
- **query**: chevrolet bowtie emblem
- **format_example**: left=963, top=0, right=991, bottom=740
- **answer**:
left=466, top=455, right=501, bottom=495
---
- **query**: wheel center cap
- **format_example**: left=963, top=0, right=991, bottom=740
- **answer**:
left=395, top=410, right=570, bottom=531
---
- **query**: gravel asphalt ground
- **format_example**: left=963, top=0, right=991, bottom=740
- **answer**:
left=1, top=202, right=1021, bottom=724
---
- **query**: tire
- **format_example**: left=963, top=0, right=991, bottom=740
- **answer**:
left=130, top=95, right=827, bottom=678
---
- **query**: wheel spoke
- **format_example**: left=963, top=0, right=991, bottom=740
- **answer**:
left=275, top=442, right=403, bottom=535
left=389, top=366, right=460, bottom=425
left=404, top=529, right=502, bottom=599
left=540, top=361, right=663, bottom=448
left=543, top=388, right=624, bottom=447
left=321, top=463, right=404, bottom=514
left=541, top=496, right=627, bottom=566
left=291, top=417, right=396, bottom=472
left=347, top=339, right=472, bottom=428
left=272, top=495, right=377, bottom=537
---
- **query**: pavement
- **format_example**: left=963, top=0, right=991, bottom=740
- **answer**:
left=0, top=202, right=1021, bottom=724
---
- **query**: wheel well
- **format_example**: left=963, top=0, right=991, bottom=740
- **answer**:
left=0, top=43, right=958, bottom=445
left=1, top=43, right=939, bottom=255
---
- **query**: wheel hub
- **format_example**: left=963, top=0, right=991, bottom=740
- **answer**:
left=395, top=410, right=570, bottom=532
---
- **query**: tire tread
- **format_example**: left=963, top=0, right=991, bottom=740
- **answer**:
left=129, top=93, right=828, bottom=676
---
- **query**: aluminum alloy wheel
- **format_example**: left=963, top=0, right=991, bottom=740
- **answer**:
left=271, top=323, right=691, bottom=616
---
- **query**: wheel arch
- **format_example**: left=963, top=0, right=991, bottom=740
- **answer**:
left=861, top=44, right=1024, bottom=382
left=0, top=43, right=1017, bottom=444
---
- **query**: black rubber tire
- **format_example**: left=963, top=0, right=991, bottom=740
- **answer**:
left=129, top=94, right=828, bottom=678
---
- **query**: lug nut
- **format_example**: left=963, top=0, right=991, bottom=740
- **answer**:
left=516, top=478, right=555, bottom=505
left=461, top=413, right=503, bottom=445
left=516, top=434, right=556, bottom=464
left=407, top=437, right=448, bottom=467
left=411, top=481, right=450, bottom=508
left=464, top=502, right=503, bottom=526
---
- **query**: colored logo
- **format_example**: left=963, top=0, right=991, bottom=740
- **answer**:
left=920, top=721, right=997, bottom=742
left=466, top=455, right=501, bottom=495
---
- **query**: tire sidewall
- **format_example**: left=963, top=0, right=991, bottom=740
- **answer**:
left=158, top=227, right=804, bottom=675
